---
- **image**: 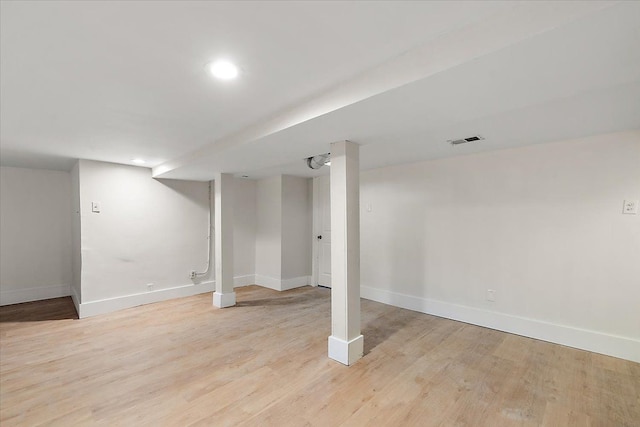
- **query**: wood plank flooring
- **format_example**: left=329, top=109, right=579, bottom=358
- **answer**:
left=1, top=285, right=638, bottom=426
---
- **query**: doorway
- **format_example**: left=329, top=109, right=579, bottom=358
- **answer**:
left=312, top=175, right=331, bottom=287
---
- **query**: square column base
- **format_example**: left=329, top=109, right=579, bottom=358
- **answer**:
left=328, top=334, right=364, bottom=366
left=213, top=291, right=236, bottom=308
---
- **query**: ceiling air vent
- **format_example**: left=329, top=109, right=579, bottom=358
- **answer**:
left=448, top=135, right=485, bottom=145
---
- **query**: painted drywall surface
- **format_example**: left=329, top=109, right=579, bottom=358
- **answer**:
left=254, top=176, right=282, bottom=281
left=0, top=167, right=72, bottom=304
left=233, top=178, right=257, bottom=279
left=281, top=175, right=312, bottom=280
left=78, top=160, right=210, bottom=302
left=254, top=175, right=312, bottom=288
left=360, top=131, right=640, bottom=341
left=70, top=161, right=81, bottom=306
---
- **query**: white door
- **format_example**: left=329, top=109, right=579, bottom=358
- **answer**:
left=315, top=175, right=331, bottom=287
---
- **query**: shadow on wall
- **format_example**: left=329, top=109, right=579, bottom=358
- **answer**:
left=0, top=297, right=78, bottom=323
left=155, top=178, right=211, bottom=208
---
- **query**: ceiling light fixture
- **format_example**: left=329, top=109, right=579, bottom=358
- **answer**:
left=132, top=158, right=146, bottom=164
left=209, top=60, right=239, bottom=80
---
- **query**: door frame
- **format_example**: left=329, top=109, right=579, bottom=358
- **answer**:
left=312, top=174, right=332, bottom=288
left=311, top=176, right=321, bottom=286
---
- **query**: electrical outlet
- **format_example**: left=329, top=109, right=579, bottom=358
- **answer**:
left=623, top=200, right=638, bottom=215
left=146, top=283, right=154, bottom=291
left=189, top=271, right=197, bottom=280
left=486, top=289, right=496, bottom=302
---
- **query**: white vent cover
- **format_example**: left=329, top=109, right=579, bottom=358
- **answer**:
left=448, top=135, right=485, bottom=145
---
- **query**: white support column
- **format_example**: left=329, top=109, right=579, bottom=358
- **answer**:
left=213, top=173, right=236, bottom=308
left=328, top=140, right=363, bottom=365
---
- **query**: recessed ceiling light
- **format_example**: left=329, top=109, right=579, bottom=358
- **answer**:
left=132, top=158, right=146, bottom=164
left=209, top=60, right=239, bottom=80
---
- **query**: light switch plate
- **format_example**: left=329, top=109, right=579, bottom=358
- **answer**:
left=91, top=201, right=101, bottom=213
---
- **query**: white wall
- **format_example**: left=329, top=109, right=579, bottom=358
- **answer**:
left=254, top=175, right=312, bottom=289
left=70, top=162, right=81, bottom=307
left=358, top=130, right=640, bottom=362
left=255, top=176, right=283, bottom=283
left=0, top=167, right=72, bottom=305
left=282, top=175, right=312, bottom=280
left=0, top=161, right=286, bottom=315
left=233, top=178, right=257, bottom=283
left=76, top=160, right=212, bottom=316
left=47, top=160, right=258, bottom=316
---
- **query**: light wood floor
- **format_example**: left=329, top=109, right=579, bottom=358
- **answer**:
left=1, top=286, right=638, bottom=426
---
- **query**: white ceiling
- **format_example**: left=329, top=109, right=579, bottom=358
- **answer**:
left=1, top=1, right=639, bottom=180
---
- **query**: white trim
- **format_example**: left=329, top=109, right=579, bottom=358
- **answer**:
left=281, top=276, right=311, bottom=291
left=254, top=274, right=282, bottom=291
left=361, top=286, right=640, bottom=363
left=311, top=177, right=321, bottom=287
left=0, top=284, right=70, bottom=306
left=328, top=334, right=364, bottom=366
left=213, top=291, right=236, bottom=308
left=255, top=274, right=310, bottom=291
left=78, top=281, right=215, bottom=318
left=73, top=274, right=256, bottom=318
left=71, top=286, right=80, bottom=316
left=21, top=274, right=308, bottom=318
left=233, top=274, right=256, bottom=288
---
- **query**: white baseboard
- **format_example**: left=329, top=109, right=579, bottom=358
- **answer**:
left=75, top=274, right=255, bottom=318
left=360, top=286, right=640, bottom=363
left=254, top=274, right=281, bottom=290
left=255, top=274, right=310, bottom=291
left=213, top=291, right=236, bottom=308
left=281, top=275, right=311, bottom=290
left=13, top=274, right=309, bottom=318
left=78, top=281, right=215, bottom=318
left=328, top=334, right=364, bottom=366
left=71, top=286, right=80, bottom=315
left=0, top=284, right=71, bottom=306
left=233, top=274, right=256, bottom=288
